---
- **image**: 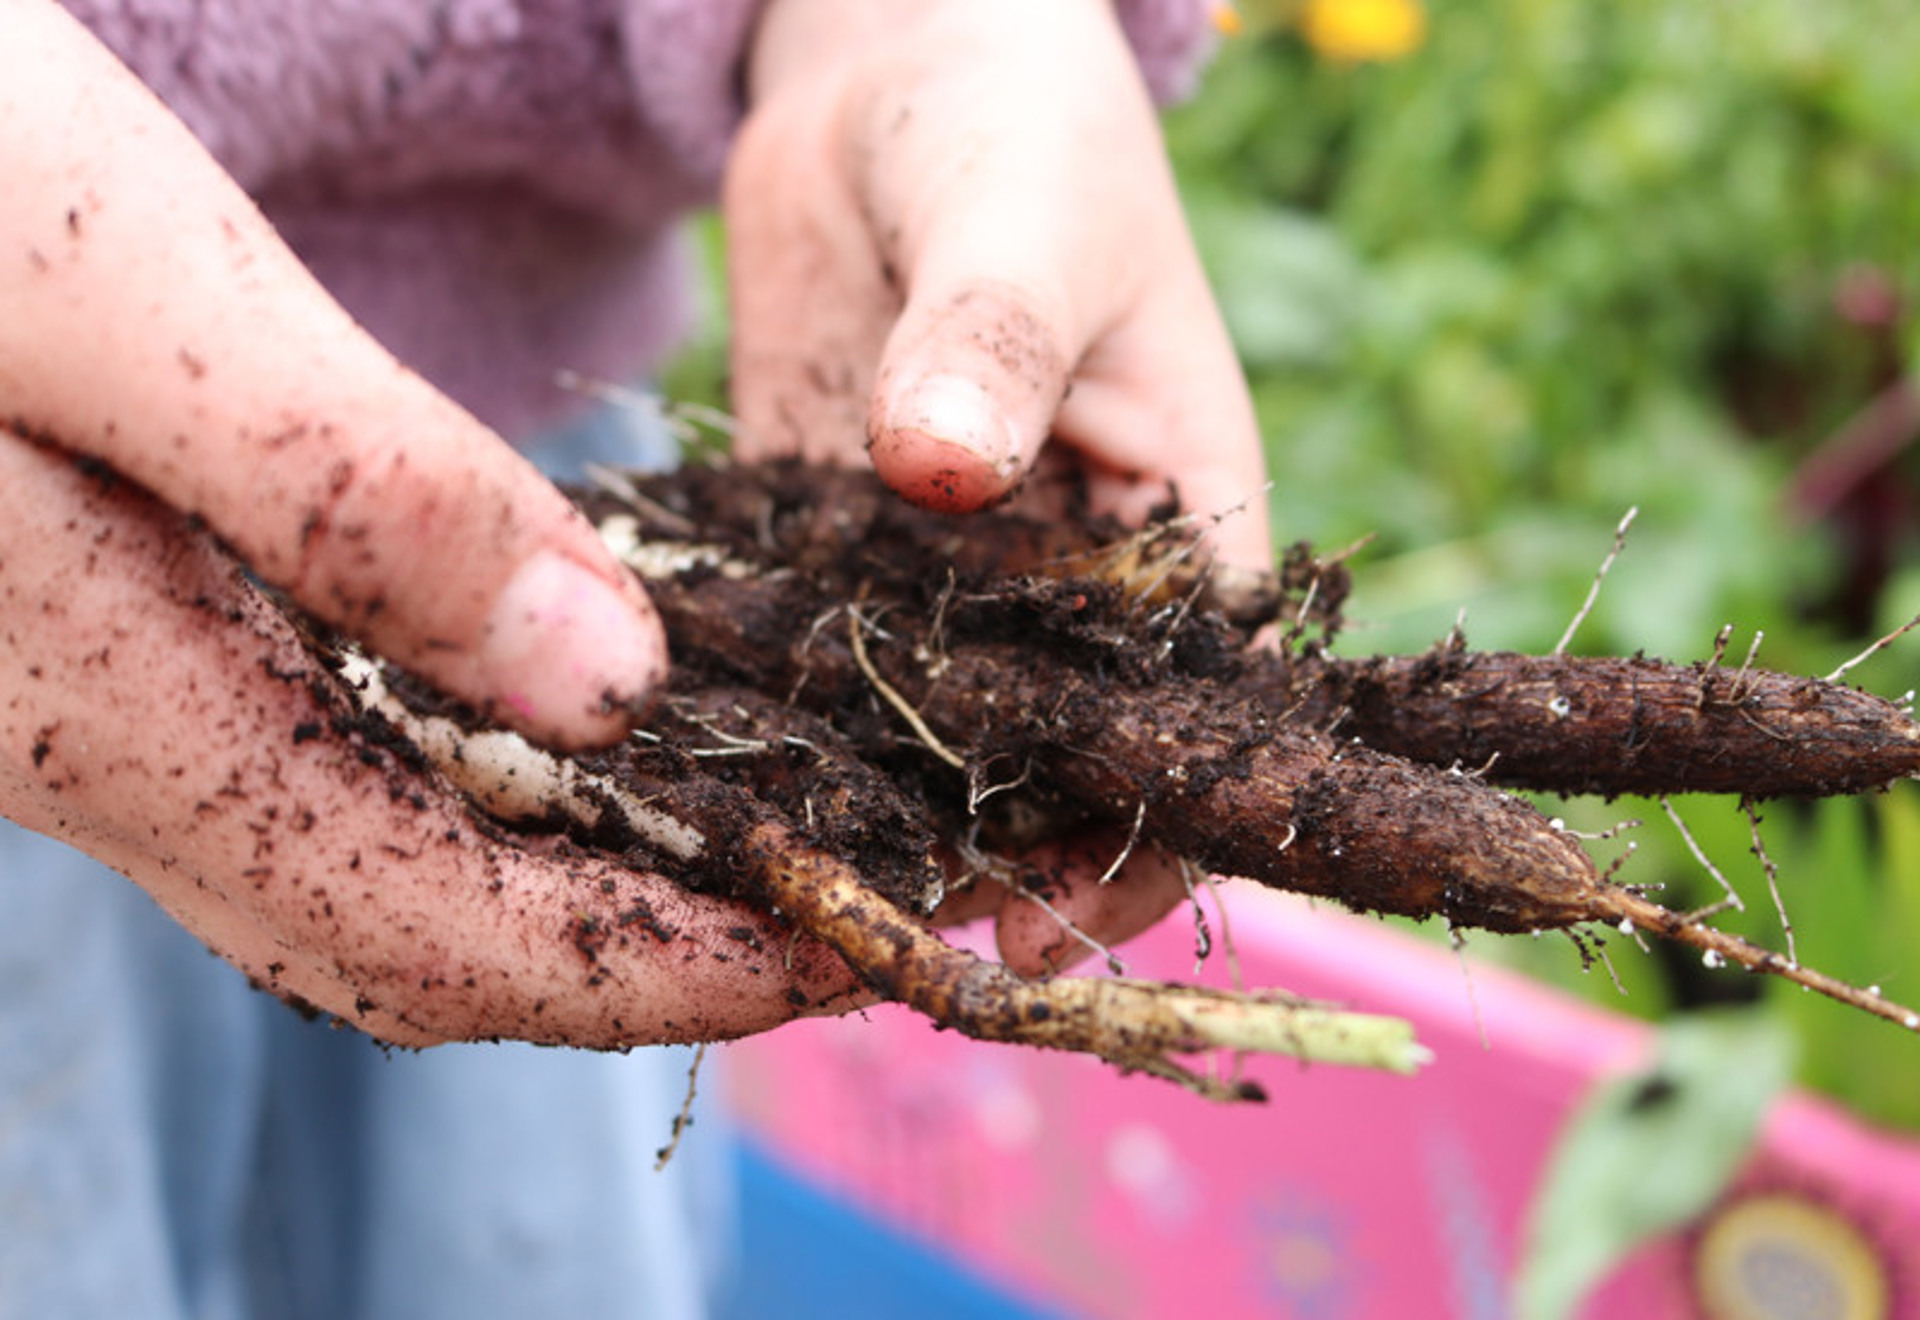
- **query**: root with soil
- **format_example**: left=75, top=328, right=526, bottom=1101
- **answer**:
left=318, top=458, right=1920, bottom=1098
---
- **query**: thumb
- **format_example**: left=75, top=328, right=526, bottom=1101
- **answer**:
left=867, top=278, right=1076, bottom=513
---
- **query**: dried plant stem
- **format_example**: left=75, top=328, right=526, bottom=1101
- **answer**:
left=654, top=1042, right=707, bottom=1172
left=1743, top=800, right=1797, bottom=969
left=848, top=602, right=965, bottom=769
left=1826, top=612, right=1920, bottom=684
left=1659, top=796, right=1745, bottom=915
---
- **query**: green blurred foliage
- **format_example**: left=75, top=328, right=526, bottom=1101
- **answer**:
left=1164, top=1, right=1920, bottom=1127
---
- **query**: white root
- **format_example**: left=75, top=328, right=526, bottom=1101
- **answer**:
left=336, top=650, right=705, bottom=859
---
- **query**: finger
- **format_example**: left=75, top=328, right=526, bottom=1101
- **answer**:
left=853, top=88, right=1088, bottom=514
left=865, top=139, right=1271, bottom=563
left=1052, top=272, right=1275, bottom=572
left=868, top=277, right=1077, bottom=513
left=845, top=9, right=1160, bottom=513
left=1, top=6, right=662, bottom=749
left=0, top=435, right=862, bottom=1045
left=992, top=835, right=1193, bottom=976
left=872, top=194, right=1272, bottom=567
left=723, top=84, right=898, bottom=465
left=927, top=866, right=1008, bottom=929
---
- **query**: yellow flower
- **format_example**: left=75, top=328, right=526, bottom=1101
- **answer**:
left=1299, top=0, right=1427, bottom=62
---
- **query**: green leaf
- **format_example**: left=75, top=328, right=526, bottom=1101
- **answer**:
left=1775, top=794, right=1920, bottom=1132
left=1184, top=199, right=1367, bottom=372
left=1513, top=1010, right=1797, bottom=1320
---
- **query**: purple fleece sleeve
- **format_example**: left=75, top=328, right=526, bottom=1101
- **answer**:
left=1113, top=0, right=1221, bottom=101
left=65, top=0, right=1214, bottom=439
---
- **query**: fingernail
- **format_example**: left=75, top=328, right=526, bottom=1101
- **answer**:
left=886, top=375, right=1022, bottom=478
left=481, top=550, right=666, bottom=741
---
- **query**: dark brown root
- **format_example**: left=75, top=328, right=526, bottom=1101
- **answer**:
left=583, top=457, right=1920, bottom=803
left=1267, top=641, right=1920, bottom=799
left=1596, top=887, right=1920, bottom=1035
left=302, top=457, right=1920, bottom=1090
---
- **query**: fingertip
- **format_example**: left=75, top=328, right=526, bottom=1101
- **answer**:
left=869, top=278, right=1074, bottom=513
left=994, top=841, right=1190, bottom=975
left=869, top=430, right=1014, bottom=515
left=870, top=374, right=1028, bottom=513
left=475, top=549, right=668, bottom=750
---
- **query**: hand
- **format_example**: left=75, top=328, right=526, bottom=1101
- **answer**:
left=0, top=2, right=859, bottom=1044
left=0, top=442, right=865, bottom=1043
left=726, top=0, right=1273, bottom=970
left=2, top=0, right=665, bottom=753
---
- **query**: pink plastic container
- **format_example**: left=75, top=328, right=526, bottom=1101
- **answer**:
left=723, top=891, right=1920, bottom=1318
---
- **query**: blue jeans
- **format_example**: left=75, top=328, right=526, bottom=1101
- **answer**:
left=0, top=405, right=736, bottom=1318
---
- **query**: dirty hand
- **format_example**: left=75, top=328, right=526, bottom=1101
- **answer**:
left=0, top=1, right=863, bottom=1045
left=2, top=0, right=664, bottom=752
left=727, top=0, right=1272, bottom=970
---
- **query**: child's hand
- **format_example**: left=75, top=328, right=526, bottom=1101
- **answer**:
left=0, top=2, right=861, bottom=1044
left=3, top=0, right=665, bottom=754
left=728, top=0, right=1269, bottom=568
left=727, top=0, right=1271, bottom=967
left=0, top=439, right=868, bottom=1045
